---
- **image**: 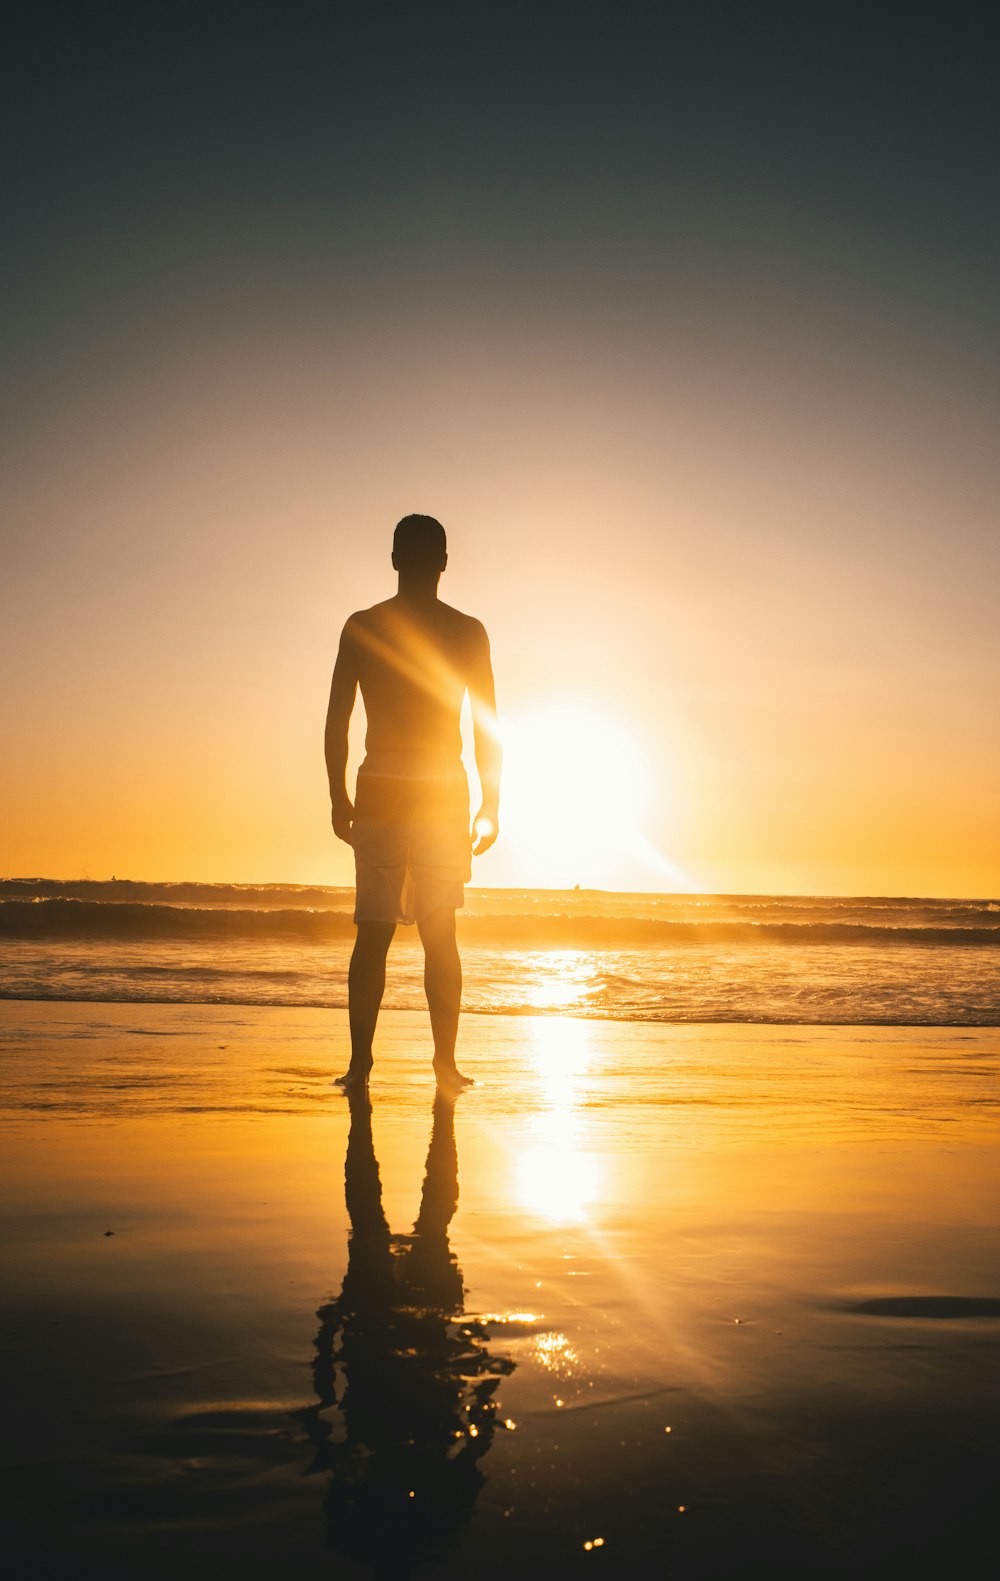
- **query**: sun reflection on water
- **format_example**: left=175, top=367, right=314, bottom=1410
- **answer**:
left=515, top=1017, right=604, bottom=1224
left=533, top=1330, right=580, bottom=1376
left=524, top=950, right=596, bottom=1011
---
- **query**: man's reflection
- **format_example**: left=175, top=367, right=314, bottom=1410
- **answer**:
left=296, top=1091, right=514, bottom=1576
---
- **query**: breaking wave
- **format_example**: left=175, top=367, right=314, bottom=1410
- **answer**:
left=1, top=896, right=998, bottom=948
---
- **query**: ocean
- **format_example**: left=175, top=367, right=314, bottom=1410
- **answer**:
left=2, top=879, right=998, bottom=1025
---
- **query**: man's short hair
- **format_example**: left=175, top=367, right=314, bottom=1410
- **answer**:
left=393, top=513, right=447, bottom=568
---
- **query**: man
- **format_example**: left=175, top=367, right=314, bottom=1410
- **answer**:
left=325, top=514, right=500, bottom=1096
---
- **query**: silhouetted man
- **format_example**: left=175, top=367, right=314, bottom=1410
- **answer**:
left=325, top=514, right=500, bottom=1095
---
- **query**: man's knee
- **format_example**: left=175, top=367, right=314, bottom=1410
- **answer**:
left=354, top=921, right=395, bottom=956
left=417, top=906, right=457, bottom=951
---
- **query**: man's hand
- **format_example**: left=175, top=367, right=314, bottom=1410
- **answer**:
left=472, top=809, right=498, bottom=856
left=331, top=796, right=354, bottom=845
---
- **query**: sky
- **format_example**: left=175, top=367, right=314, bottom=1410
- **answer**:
left=2, top=0, right=998, bottom=895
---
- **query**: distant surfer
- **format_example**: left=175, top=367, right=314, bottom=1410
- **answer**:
left=325, top=514, right=501, bottom=1096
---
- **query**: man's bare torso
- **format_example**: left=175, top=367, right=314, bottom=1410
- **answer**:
left=344, top=596, right=488, bottom=775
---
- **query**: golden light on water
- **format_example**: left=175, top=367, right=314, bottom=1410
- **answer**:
left=515, top=1017, right=603, bottom=1224
left=533, top=1330, right=580, bottom=1375
left=524, top=951, right=594, bottom=1011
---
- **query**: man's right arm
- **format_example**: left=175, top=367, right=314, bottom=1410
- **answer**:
left=325, top=618, right=359, bottom=844
left=467, top=619, right=501, bottom=855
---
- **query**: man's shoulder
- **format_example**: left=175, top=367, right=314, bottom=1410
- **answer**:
left=435, top=601, right=490, bottom=645
left=342, top=598, right=489, bottom=655
left=341, top=600, right=395, bottom=636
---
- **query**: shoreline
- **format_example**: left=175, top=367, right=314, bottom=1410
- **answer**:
left=2, top=991, right=998, bottom=1029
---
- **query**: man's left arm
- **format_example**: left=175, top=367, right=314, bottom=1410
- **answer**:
left=467, top=621, right=501, bottom=856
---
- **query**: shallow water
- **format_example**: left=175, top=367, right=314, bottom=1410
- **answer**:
left=3, top=884, right=999, bottom=1025
left=1, top=1003, right=999, bottom=1577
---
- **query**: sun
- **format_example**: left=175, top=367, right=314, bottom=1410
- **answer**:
left=497, top=703, right=652, bottom=888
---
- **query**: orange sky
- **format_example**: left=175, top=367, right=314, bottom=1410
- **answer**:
left=3, top=306, right=998, bottom=896
left=3, top=5, right=998, bottom=897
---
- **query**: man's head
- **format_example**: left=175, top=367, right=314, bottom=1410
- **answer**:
left=392, top=514, right=447, bottom=577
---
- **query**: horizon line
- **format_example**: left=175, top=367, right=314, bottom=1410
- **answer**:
left=1, top=876, right=997, bottom=905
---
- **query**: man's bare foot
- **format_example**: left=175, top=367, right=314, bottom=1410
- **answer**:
left=433, top=1061, right=474, bottom=1098
left=334, top=1067, right=371, bottom=1095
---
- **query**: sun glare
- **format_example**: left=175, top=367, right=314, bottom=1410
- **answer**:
left=499, top=704, right=655, bottom=888
left=515, top=1018, right=603, bottom=1225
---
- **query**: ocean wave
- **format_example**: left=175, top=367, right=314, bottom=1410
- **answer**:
left=0, top=877, right=356, bottom=909
left=0, top=899, right=357, bottom=940
left=2, top=897, right=999, bottom=947
left=3, top=880, right=997, bottom=930
left=1, top=985, right=997, bottom=1026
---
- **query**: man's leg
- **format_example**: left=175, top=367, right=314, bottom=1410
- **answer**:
left=337, top=921, right=395, bottom=1090
left=417, top=906, right=473, bottom=1091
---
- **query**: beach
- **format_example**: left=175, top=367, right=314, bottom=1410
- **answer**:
left=6, top=0, right=1000, bottom=1572
left=2, top=1000, right=998, bottom=1577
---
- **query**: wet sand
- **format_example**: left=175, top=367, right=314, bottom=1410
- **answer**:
left=1, top=1001, right=999, bottom=1577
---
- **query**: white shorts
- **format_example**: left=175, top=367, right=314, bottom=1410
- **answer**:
left=351, top=771, right=471, bottom=925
